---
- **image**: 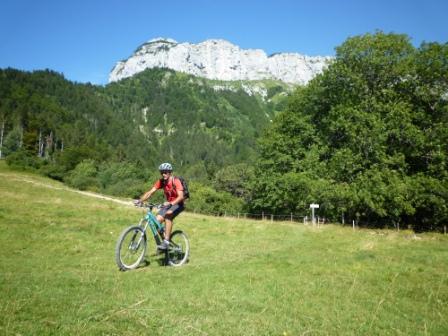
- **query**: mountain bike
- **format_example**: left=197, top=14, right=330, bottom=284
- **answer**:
left=115, top=203, right=190, bottom=270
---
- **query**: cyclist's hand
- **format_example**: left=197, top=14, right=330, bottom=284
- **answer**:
left=163, top=201, right=172, bottom=208
left=133, top=199, right=143, bottom=207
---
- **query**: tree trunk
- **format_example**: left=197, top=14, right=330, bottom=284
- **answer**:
left=45, top=131, right=53, bottom=158
left=38, top=129, right=43, bottom=157
left=19, top=126, right=23, bottom=148
left=0, top=120, right=4, bottom=159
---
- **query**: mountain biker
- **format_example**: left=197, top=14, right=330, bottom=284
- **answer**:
left=135, top=162, right=185, bottom=250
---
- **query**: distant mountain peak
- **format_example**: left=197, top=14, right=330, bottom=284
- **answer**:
left=148, top=37, right=178, bottom=44
left=110, top=38, right=332, bottom=84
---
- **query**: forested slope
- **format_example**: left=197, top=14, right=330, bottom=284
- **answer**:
left=0, top=67, right=288, bottom=213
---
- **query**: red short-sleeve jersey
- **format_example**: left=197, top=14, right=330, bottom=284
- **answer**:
left=153, top=177, right=184, bottom=203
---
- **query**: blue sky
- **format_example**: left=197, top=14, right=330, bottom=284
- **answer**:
left=0, top=0, right=446, bottom=85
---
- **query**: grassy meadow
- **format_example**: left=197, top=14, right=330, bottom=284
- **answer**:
left=0, top=162, right=447, bottom=335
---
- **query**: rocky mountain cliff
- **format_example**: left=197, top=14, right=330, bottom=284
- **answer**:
left=109, top=38, right=332, bottom=85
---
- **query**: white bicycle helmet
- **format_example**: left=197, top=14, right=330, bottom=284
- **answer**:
left=158, top=162, right=173, bottom=171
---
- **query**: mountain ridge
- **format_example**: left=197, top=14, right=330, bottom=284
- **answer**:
left=109, top=38, right=332, bottom=84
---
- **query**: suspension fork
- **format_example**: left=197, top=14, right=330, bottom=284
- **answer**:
left=129, top=219, right=149, bottom=250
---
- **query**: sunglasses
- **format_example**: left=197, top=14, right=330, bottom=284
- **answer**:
left=160, top=171, right=171, bottom=175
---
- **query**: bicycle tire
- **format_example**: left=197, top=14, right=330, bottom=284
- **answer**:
left=115, top=225, right=147, bottom=271
left=167, top=230, right=190, bottom=266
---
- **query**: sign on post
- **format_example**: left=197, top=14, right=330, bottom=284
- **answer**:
left=310, top=204, right=319, bottom=225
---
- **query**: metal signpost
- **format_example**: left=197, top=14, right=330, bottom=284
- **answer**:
left=310, top=203, right=319, bottom=225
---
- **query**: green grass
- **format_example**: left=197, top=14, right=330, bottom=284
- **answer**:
left=1, top=161, right=447, bottom=335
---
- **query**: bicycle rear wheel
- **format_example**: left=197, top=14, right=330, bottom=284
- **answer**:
left=115, top=226, right=147, bottom=271
left=167, top=230, right=190, bottom=266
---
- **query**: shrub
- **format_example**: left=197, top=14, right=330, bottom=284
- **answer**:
left=65, top=159, right=100, bottom=191
left=187, top=181, right=244, bottom=215
left=6, top=150, right=42, bottom=170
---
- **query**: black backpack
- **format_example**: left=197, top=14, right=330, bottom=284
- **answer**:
left=173, top=176, right=190, bottom=199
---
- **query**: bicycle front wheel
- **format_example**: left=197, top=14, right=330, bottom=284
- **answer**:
left=167, top=230, right=190, bottom=266
left=115, top=226, right=147, bottom=271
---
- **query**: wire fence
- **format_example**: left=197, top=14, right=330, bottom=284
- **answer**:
left=189, top=208, right=325, bottom=226
left=188, top=208, right=448, bottom=234
left=348, top=220, right=448, bottom=234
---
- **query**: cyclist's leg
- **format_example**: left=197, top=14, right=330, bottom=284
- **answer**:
left=164, top=214, right=173, bottom=241
left=164, top=204, right=185, bottom=241
left=155, top=214, right=166, bottom=238
left=156, top=204, right=184, bottom=242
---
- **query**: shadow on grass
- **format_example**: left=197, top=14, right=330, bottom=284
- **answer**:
left=119, top=251, right=189, bottom=272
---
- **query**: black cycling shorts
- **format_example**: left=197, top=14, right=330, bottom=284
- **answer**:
left=157, top=203, right=185, bottom=219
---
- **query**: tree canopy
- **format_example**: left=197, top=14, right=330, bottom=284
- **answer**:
left=251, top=32, right=448, bottom=230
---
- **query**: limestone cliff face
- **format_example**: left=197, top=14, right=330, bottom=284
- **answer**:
left=109, top=38, right=332, bottom=84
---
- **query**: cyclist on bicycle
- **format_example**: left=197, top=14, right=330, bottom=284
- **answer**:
left=136, top=162, right=185, bottom=250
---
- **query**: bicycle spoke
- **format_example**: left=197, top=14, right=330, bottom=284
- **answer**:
left=167, top=231, right=189, bottom=266
left=115, top=226, right=147, bottom=270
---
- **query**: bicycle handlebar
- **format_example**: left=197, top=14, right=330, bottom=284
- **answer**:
left=133, top=201, right=166, bottom=210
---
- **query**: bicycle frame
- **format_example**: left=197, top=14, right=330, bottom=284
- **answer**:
left=139, top=205, right=165, bottom=244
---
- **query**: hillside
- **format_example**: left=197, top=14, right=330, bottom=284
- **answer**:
left=1, top=163, right=447, bottom=335
left=2, top=32, right=446, bottom=230
left=102, top=68, right=291, bottom=169
left=0, top=67, right=289, bottom=183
